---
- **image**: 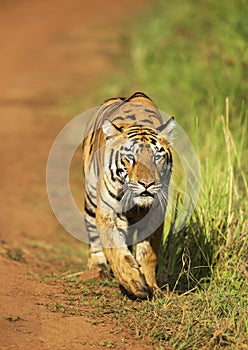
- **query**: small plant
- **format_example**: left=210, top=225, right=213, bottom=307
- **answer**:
left=4, top=316, right=24, bottom=322
left=98, top=342, right=115, bottom=348
left=6, top=248, right=26, bottom=263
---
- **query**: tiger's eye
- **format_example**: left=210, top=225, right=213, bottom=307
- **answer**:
left=154, top=154, right=163, bottom=162
left=125, top=154, right=136, bottom=162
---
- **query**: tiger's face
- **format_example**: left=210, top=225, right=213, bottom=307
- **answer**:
left=102, top=118, right=175, bottom=210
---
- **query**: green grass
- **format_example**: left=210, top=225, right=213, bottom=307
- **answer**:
left=106, top=0, right=248, bottom=123
left=45, top=276, right=247, bottom=349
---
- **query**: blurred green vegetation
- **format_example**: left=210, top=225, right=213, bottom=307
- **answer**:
left=109, top=0, right=248, bottom=127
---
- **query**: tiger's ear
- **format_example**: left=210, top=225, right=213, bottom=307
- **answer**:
left=157, top=117, right=175, bottom=141
left=102, top=119, right=122, bottom=139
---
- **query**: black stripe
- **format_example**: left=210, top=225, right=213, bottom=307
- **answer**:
left=112, top=115, right=124, bottom=122
left=100, top=193, right=115, bottom=210
left=88, top=235, right=100, bottom=243
left=145, top=108, right=158, bottom=115
left=85, top=205, right=96, bottom=218
left=120, top=158, right=126, bottom=167
left=103, top=101, right=126, bottom=120
left=89, top=130, right=95, bottom=145
left=86, top=191, right=97, bottom=208
left=87, top=183, right=97, bottom=197
left=85, top=221, right=96, bottom=230
left=150, top=138, right=157, bottom=145
left=133, top=131, right=156, bottom=136
left=109, top=149, right=114, bottom=165
left=168, top=149, right=173, bottom=167
left=117, top=227, right=127, bottom=237
left=129, top=135, right=157, bottom=144
left=141, top=118, right=153, bottom=124
left=126, top=91, right=151, bottom=101
left=126, top=132, right=139, bottom=138
left=116, top=168, right=124, bottom=176
left=109, top=168, right=115, bottom=182
left=116, top=212, right=127, bottom=222
left=116, top=159, right=126, bottom=181
left=145, top=109, right=161, bottom=120
left=89, top=143, right=93, bottom=154
left=109, top=149, right=116, bottom=182
left=127, top=126, right=141, bottom=130
left=126, top=114, right=136, bottom=120
left=115, top=150, right=119, bottom=163
left=123, top=146, right=132, bottom=152
left=103, top=176, right=119, bottom=200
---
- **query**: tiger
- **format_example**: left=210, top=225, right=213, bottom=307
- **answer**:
left=82, top=91, right=174, bottom=298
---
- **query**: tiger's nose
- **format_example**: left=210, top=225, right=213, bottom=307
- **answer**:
left=138, top=180, right=155, bottom=189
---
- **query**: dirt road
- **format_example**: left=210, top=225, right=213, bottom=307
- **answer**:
left=0, top=1, right=152, bottom=349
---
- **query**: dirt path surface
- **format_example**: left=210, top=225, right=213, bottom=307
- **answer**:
left=0, top=1, right=153, bottom=349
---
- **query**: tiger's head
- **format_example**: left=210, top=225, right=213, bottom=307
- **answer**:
left=102, top=117, right=175, bottom=210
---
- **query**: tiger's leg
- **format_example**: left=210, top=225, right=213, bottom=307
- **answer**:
left=84, top=185, right=108, bottom=275
left=136, top=223, right=164, bottom=293
left=97, top=216, right=149, bottom=298
left=85, top=217, right=108, bottom=274
left=103, top=245, right=149, bottom=299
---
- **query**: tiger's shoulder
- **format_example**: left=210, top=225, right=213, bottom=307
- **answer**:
left=101, top=91, right=162, bottom=128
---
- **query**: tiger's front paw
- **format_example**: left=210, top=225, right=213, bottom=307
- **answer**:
left=129, top=278, right=150, bottom=299
left=119, top=271, right=150, bottom=299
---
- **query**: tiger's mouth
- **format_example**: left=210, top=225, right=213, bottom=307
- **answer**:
left=120, top=182, right=163, bottom=211
left=120, top=189, right=155, bottom=211
left=129, top=183, right=168, bottom=210
left=132, top=187, right=156, bottom=207
left=140, top=190, right=154, bottom=197
left=127, top=181, right=157, bottom=198
left=133, top=194, right=155, bottom=208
